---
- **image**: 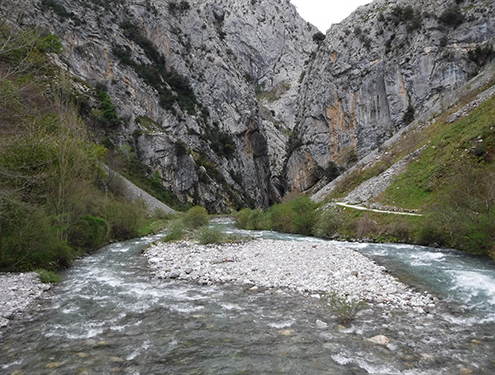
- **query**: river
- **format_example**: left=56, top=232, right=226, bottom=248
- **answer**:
left=1, top=223, right=494, bottom=374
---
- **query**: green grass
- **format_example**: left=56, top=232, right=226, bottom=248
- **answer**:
left=137, top=116, right=161, bottom=133
left=380, top=158, right=436, bottom=209
left=379, top=95, right=495, bottom=209
left=138, top=218, right=170, bottom=236
left=329, top=159, right=393, bottom=199
left=36, top=269, right=61, bottom=284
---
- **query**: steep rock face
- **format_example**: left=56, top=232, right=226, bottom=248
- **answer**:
left=10, top=0, right=494, bottom=209
left=289, top=0, right=495, bottom=192
left=22, top=0, right=315, bottom=212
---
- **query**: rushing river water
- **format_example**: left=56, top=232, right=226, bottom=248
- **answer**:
left=1, top=224, right=495, bottom=374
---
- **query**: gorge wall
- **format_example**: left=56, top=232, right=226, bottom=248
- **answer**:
left=289, top=0, right=495, bottom=191
left=19, top=0, right=316, bottom=212
left=9, top=0, right=495, bottom=210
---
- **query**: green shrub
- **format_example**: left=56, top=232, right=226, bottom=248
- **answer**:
left=114, top=22, right=198, bottom=114
left=68, top=215, right=109, bottom=250
left=175, top=140, right=189, bottom=156
left=390, top=6, right=404, bottom=25
left=439, top=6, right=464, bottom=28
left=36, top=33, right=63, bottom=54
left=104, top=198, right=146, bottom=240
left=203, top=124, right=236, bottom=159
left=234, top=195, right=320, bottom=236
left=356, top=216, right=379, bottom=238
left=325, top=161, right=341, bottom=181
left=290, top=196, right=318, bottom=235
left=268, top=203, right=295, bottom=233
left=197, top=225, right=224, bottom=244
left=388, top=5, right=422, bottom=31
left=312, top=32, right=326, bottom=44
left=313, top=207, right=342, bottom=239
left=40, top=0, right=83, bottom=24
left=321, top=292, right=366, bottom=325
left=229, top=169, right=243, bottom=186
left=286, top=131, right=304, bottom=155
left=461, top=210, right=495, bottom=254
left=234, top=208, right=269, bottom=230
left=41, top=0, right=71, bottom=19
left=234, top=208, right=253, bottom=229
left=0, top=79, right=21, bottom=113
left=94, top=89, right=120, bottom=128
left=36, top=269, right=61, bottom=283
left=168, top=2, right=178, bottom=16
left=162, top=219, right=186, bottom=242
left=415, top=164, right=495, bottom=253
left=183, top=206, right=209, bottom=230
left=384, top=219, right=411, bottom=243
left=179, top=1, right=191, bottom=13
left=266, top=195, right=318, bottom=236
left=413, top=214, right=446, bottom=247
left=115, top=149, right=187, bottom=211
left=468, top=44, right=495, bottom=66
left=0, top=25, right=166, bottom=273
left=1, top=209, right=74, bottom=271
left=403, top=103, right=415, bottom=124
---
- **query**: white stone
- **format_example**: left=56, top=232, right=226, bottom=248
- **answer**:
left=316, top=320, right=328, bottom=329
left=144, top=239, right=436, bottom=312
left=365, top=335, right=391, bottom=346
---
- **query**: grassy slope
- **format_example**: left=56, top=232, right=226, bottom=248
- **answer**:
left=379, top=94, right=495, bottom=210
left=320, top=81, right=495, bottom=256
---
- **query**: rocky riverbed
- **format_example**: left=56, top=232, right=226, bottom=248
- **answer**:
left=145, top=239, right=437, bottom=313
left=0, top=272, right=51, bottom=329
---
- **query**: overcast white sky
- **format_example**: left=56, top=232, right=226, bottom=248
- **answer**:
left=291, top=0, right=372, bottom=32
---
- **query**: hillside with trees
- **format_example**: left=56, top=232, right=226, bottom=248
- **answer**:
left=0, top=20, right=153, bottom=273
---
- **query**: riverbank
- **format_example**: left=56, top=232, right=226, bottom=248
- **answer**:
left=0, top=273, right=51, bottom=329
left=145, top=239, right=437, bottom=313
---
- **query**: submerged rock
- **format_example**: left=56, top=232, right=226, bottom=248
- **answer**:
left=365, top=335, right=391, bottom=346
left=316, top=320, right=328, bottom=329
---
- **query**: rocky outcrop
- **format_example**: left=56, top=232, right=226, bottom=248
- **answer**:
left=7, top=0, right=495, bottom=211
left=447, top=83, right=495, bottom=123
left=17, top=0, right=316, bottom=212
left=311, top=61, right=495, bottom=203
left=289, top=0, right=495, bottom=192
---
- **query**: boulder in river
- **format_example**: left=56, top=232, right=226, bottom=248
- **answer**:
left=365, top=335, right=391, bottom=346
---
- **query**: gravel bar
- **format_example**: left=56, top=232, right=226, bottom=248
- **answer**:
left=145, top=239, right=437, bottom=313
left=0, top=272, right=51, bottom=329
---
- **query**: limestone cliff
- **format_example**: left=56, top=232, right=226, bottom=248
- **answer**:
left=8, top=0, right=495, bottom=211
left=289, top=0, right=495, bottom=192
left=19, top=0, right=316, bottom=212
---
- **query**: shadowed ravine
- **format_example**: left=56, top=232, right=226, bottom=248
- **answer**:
left=1, top=223, right=495, bottom=374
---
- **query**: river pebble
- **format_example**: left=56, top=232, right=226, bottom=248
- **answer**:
left=0, top=272, right=51, bottom=328
left=145, top=239, right=436, bottom=311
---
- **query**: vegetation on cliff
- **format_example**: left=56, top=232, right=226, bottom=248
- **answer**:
left=0, top=24, right=157, bottom=273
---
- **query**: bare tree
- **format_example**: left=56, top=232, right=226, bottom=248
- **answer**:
left=0, top=0, right=38, bottom=80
